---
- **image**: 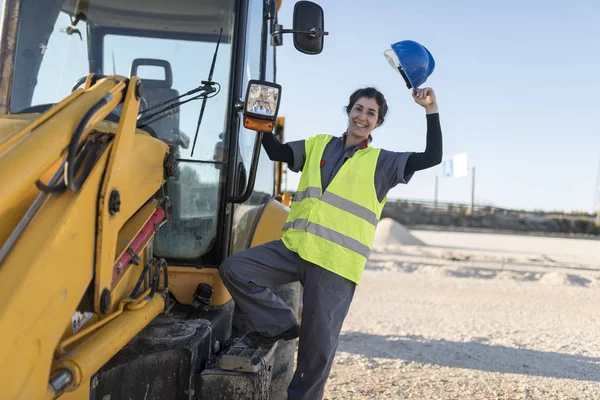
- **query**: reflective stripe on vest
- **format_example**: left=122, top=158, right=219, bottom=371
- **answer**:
left=294, top=186, right=321, bottom=202
left=293, top=186, right=378, bottom=227
left=282, top=219, right=371, bottom=259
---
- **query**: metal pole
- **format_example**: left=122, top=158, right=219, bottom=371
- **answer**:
left=434, top=175, right=438, bottom=209
left=470, top=166, right=476, bottom=213
left=0, top=0, right=21, bottom=114
left=595, top=158, right=600, bottom=225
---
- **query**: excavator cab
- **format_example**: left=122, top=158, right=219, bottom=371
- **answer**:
left=0, top=0, right=327, bottom=398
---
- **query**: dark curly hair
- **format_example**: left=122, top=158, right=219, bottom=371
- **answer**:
left=345, top=87, right=389, bottom=127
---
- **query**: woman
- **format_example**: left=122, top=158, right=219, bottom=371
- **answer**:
left=220, top=86, right=442, bottom=400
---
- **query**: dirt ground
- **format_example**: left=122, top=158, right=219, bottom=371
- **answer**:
left=323, top=225, right=600, bottom=400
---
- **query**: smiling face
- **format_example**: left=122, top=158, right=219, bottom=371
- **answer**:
left=347, top=97, right=380, bottom=142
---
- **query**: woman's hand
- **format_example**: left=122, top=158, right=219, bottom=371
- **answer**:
left=412, top=87, right=438, bottom=114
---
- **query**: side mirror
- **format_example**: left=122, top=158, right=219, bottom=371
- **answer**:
left=270, top=1, right=328, bottom=54
left=293, top=1, right=327, bottom=55
left=242, top=80, right=282, bottom=132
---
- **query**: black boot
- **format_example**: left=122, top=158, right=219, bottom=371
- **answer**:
left=243, top=323, right=300, bottom=347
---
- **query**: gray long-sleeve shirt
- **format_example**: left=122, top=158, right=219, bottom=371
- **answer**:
left=287, top=136, right=413, bottom=203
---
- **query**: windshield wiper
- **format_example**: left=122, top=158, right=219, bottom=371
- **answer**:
left=136, top=81, right=219, bottom=129
left=190, top=27, right=223, bottom=157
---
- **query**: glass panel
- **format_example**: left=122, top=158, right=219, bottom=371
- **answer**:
left=102, top=33, right=233, bottom=162
left=153, top=162, right=222, bottom=259
left=235, top=0, right=263, bottom=191
left=10, top=1, right=90, bottom=111
left=9, top=0, right=237, bottom=261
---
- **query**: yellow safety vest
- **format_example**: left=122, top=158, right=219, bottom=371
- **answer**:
left=281, top=134, right=386, bottom=284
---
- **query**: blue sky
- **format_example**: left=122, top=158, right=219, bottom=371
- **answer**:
left=27, top=1, right=600, bottom=213
left=275, top=0, right=600, bottom=212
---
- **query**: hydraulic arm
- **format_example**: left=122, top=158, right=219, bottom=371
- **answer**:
left=0, top=75, right=171, bottom=399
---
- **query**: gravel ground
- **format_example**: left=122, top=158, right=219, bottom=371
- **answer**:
left=322, top=228, right=600, bottom=400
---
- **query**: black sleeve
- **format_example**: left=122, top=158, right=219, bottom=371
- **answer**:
left=261, top=132, right=294, bottom=164
left=405, top=113, right=443, bottom=175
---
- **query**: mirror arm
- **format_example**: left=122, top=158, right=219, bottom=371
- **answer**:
left=271, top=27, right=329, bottom=39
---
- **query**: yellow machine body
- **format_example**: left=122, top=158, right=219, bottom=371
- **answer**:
left=0, top=0, right=323, bottom=398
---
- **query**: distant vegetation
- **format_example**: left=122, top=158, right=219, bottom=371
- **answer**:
left=534, top=209, right=596, bottom=218
left=383, top=200, right=599, bottom=237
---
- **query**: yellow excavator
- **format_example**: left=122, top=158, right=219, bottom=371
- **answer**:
left=0, top=0, right=327, bottom=398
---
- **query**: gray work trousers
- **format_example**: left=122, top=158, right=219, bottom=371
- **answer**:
left=219, top=240, right=356, bottom=400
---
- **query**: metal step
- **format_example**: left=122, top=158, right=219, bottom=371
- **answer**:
left=217, top=340, right=279, bottom=373
left=196, top=340, right=279, bottom=400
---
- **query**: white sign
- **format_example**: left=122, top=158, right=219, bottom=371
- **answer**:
left=442, top=159, right=453, bottom=177
left=442, top=153, right=469, bottom=178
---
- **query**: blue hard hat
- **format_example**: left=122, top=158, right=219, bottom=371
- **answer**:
left=384, top=40, right=435, bottom=89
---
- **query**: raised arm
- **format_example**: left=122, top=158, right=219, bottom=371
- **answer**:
left=405, top=87, right=443, bottom=175
left=405, top=112, right=442, bottom=175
